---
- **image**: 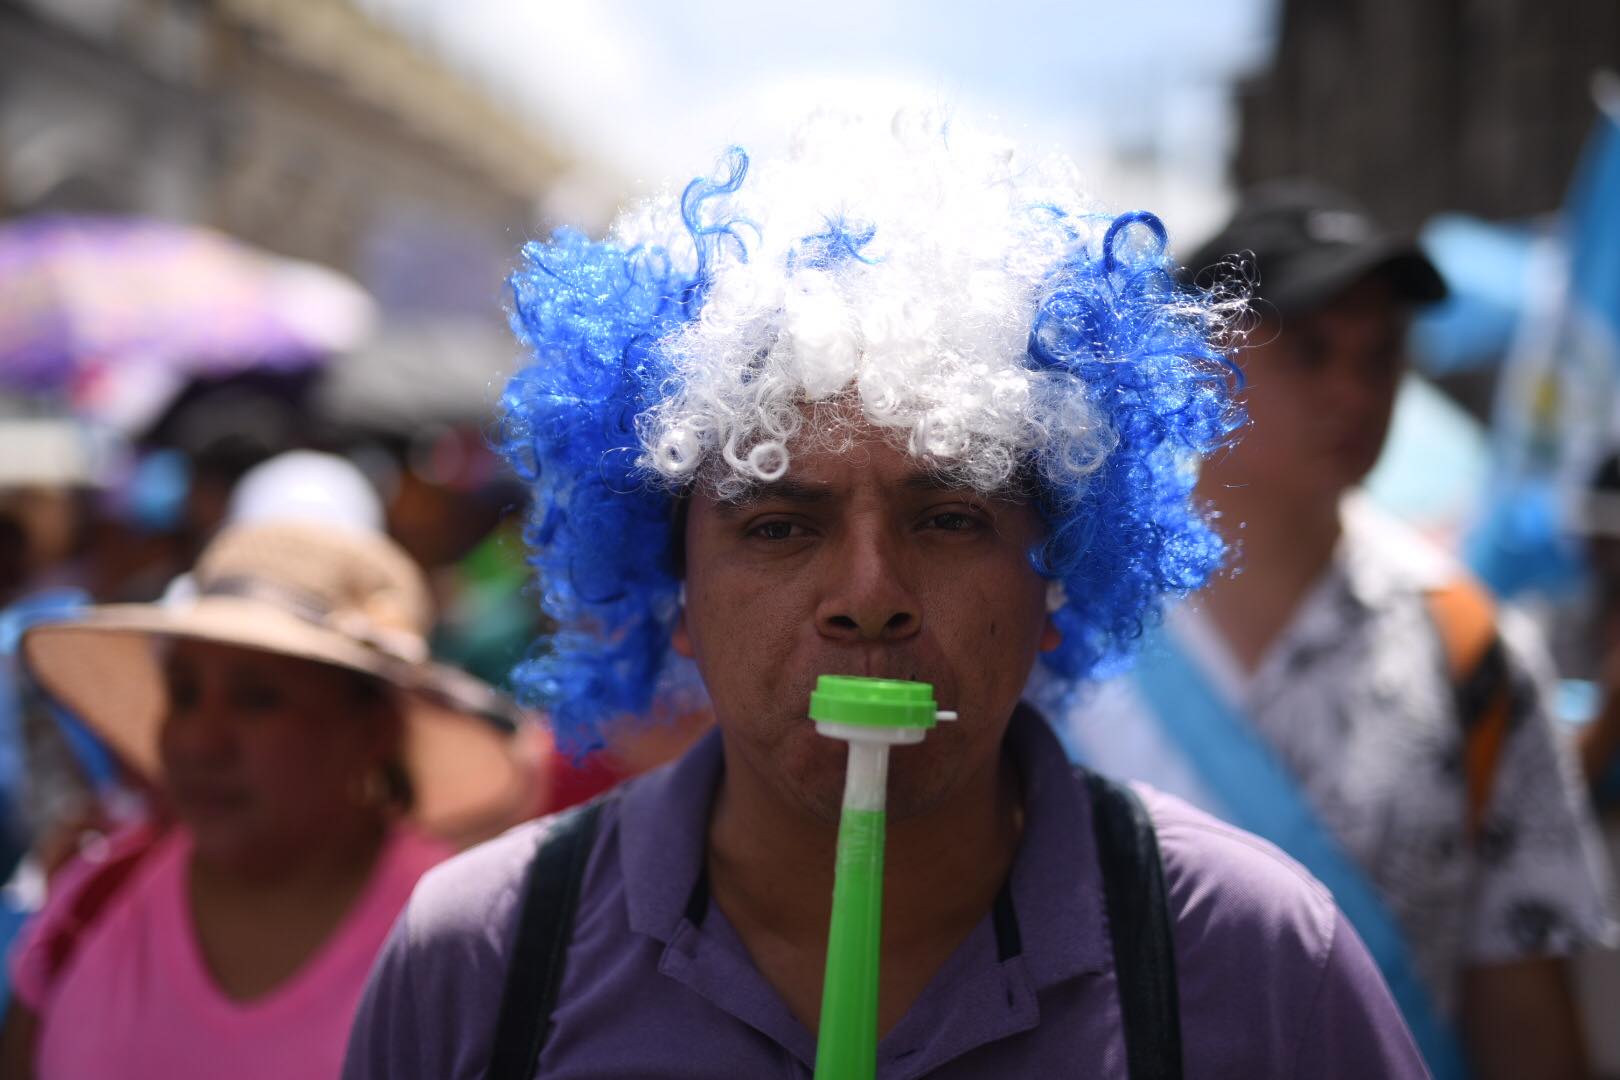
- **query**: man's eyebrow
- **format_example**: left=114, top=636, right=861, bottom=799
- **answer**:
left=900, top=472, right=981, bottom=497
left=711, top=478, right=835, bottom=513
left=904, top=471, right=1034, bottom=509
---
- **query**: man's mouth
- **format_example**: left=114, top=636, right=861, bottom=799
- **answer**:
left=812, top=650, right=927, bottom=683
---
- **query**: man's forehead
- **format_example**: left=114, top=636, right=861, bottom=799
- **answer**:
left=685, top=412, right=1039, bottom=514
left=709, top=468, right=985, bottom=510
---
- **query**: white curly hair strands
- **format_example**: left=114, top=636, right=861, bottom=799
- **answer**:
left=630, top=110, right=1116, bottom=501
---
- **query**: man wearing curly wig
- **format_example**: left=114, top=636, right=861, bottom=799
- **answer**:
left=344, top=113, right=1426, bottom=1078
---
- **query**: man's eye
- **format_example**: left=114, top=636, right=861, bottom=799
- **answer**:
left=927, top=511, right=982, bottom=533
left=749, top=520, right=801, bottom=541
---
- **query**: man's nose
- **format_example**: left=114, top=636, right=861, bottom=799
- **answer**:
left=814, top=523, right=922, bottom=642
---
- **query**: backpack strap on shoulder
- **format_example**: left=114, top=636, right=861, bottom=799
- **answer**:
left=1425, top=577, right=1513, bottom=840
left=486, top=798, right=608, bottom=1080
left=1084, top=769, right=1184, bottom=1080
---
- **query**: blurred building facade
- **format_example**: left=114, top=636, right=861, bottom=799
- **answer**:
left=0, top=0, right=579, bottom=315
left=1235, top=0, right=1620, bottom=231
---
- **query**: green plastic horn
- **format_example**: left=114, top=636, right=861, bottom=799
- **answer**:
left=809, top=675, right=956, bottom=1080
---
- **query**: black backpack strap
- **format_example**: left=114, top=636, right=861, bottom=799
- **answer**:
left=486, top=798, right=608, bottom=1080
left=1085, top=769, right=1184, bottom=1080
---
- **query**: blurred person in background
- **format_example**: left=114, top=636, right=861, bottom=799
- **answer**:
left=6, top=446, right=395, bottom=893
left=101, top=368, right=322, bottom=602
left=304, top=311, right=716, bottom=801
left=224, top=448, right=388, bottom=535
left=0, top=520, right=532, bottom=1080
left=0, top=412, right=108, bottom=893
left=1065, top=181, right=1616, bottom=1079
left=3, top=371, right=322, bottom=883
left=327, top=421, right=710, bottom=813
left=0, top=408, right=148, bottom=965
left=216, top=446, right=684, bottom=817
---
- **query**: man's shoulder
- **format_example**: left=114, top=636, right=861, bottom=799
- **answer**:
left=1132, top=781, right=1337, bottom=964
left=1114, top=780, right=1428, bottom=1075
left=1339, top=493, right=1461, bottom=595
left=402, top=814, right=572, bottom=953
left=345, top=817, right=583, bottom=1080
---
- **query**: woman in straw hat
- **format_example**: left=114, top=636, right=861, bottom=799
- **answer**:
left=0, top=520, right=532, bottom=1080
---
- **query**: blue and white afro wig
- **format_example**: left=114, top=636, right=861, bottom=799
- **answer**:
left=499, top=110, right=1244, bottom=753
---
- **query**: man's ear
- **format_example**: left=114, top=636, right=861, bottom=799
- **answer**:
left=671, top=599, right=695, bottom=659
left=1039, top=613, right=1062, bottom=654
left=1040, top=581, right=1065, bottom=654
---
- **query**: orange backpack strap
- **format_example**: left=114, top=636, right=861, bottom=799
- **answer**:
left=1425, top=578, right=1513, bottom=842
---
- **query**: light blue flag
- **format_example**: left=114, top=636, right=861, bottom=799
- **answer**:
left=1468, top=76, right=1620, bottom=598
left=1567, top=75, right=1620, bottom=354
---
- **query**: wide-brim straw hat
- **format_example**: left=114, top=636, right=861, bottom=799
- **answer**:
left=21, top=521, right=533, bottom=839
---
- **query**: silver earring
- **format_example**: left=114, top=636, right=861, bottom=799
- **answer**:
left=1045, top=580, right=1067, bottom=614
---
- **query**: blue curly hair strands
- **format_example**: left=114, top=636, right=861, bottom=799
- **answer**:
left=499, top=236, right=689, bottom=752
left=496, top=152, right=771, bottom=752
left=1027, top=210, right=1241, bottom=680
left=680, top=148, right=755, bottom=306
left=497, top=112, right=1244, bottom=754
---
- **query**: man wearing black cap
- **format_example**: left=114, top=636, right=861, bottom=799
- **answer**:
left=1064, top=182, right=1616, bottom=1079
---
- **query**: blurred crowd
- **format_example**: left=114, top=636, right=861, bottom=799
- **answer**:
left=0, top=213, right=716, bottom=1076
left=0, top=112, right=1616, bottom=1080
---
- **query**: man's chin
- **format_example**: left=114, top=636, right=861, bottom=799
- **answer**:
left=747, top=695, right=966, bottom=823
left=792, top=786, right=848, bottom=827
left=886, top=758, right=961, bottom=822
left=778, top=763, right=952, bottom=827
left=775, top=734, right=852, bottom=824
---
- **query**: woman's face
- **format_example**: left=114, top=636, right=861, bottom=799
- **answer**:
left=158, top=639, right=399, bottom=873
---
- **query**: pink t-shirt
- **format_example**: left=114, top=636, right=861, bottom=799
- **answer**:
left=9, top=823, right=449, bottom=1080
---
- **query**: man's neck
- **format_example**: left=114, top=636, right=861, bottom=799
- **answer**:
left=1196, top=480, right=1345, bottom=673
left=705, top=732, right=1022, bottom=1036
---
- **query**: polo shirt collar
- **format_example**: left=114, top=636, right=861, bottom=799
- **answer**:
left=1004, top=704, right=1112, bottom=986
left=619, top=725, right=724, bottom=942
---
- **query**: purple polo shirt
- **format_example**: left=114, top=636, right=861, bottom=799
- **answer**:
left=345, top=711, right=1426, bottom=1078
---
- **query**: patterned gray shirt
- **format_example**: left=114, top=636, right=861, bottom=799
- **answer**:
left=1064, top=496, right=1618, bottom=1016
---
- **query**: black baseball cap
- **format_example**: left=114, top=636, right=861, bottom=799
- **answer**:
left=1185, top=180, right=1447, bottom=317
